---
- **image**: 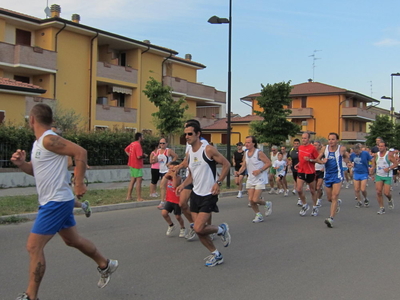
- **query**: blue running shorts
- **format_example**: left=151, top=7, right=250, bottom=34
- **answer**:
left=31, top=199, right=76, bottom=235
left=353, top=173, right=369, bottom=181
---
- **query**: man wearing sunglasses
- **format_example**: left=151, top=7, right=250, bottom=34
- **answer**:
left=177, top=122, right=231, bottom=267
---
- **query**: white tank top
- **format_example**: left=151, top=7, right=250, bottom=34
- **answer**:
left=246, top=148, right=268, bottom=185
left=376, top=151, right=392, bottom=177
left=157, top=148, right=171, bottom=174
left=188, top=144, right=216, bottom=196
left=31, top=130, right=74, bottom=206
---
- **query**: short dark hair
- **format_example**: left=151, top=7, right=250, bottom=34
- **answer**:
left=185, top=122, right=202, bottom=134
left=31, top=103, right=53, bottom=126
left=302, top=132, right=311, bottom=138
left=328, top=132, right=339, bottom=140
left=135, top=132, right=142, bottom=141
left=294, top=139, right=300, bottom=143
left=185, top=119, right=200, bottom=127
left=169, top=161, right=180, bottom=166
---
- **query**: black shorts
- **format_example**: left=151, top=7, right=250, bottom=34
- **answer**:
left=190, top=192, right=219, bottom=214
left=316, top=170, right=324, bottom=180
left=291, top=168, right=298, bottom=182
left=163, top=201, right=182, bottom=215
left=184, top=183, right=194, bottom=190
left=234, top=166, right=247, bottom=176
left=298, top=172, right=316, bottom=184
left=151, top=168, right=160, bottom=185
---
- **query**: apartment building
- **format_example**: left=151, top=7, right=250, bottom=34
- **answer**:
left=0, top=5, right=225, bottom=136
left=241, top=80, right=379, bottom=143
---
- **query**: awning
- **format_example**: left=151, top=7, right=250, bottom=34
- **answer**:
left=112, top=86, right=132, bottom=95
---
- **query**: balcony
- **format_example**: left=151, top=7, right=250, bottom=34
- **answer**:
left=0, top=42, right=57, bottom=74
left=288, top=107, right=313, bottom=118
left=163, top=76, right=226, bottom=103
left=341, top=107, right=376, bottom=121
left=96, top=104, right=137, bottom=123
left=97, top=62, right=138, bottom=84
left=341, top=131, right=367, bottom=141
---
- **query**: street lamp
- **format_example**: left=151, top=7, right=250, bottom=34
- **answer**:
left=208, top=0, right=232, bottom=188
left=390, top=73, right=400, bottom=123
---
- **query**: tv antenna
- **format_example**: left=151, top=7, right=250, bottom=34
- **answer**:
left=44, top=0, right=51, bottom=18
left=309, top=50, right=322, bottom=81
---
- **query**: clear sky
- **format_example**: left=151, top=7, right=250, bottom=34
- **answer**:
left=4, top=0, right=400, bottom=116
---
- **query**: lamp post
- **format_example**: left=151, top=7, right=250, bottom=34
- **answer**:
left=208, top=0, right=232, bottom=188
left=390, top=73, right=400, bottom=123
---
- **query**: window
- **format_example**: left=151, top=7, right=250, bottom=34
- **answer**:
left=0, top=111, right=5, bottom=123
left=124, top=127, right=136, bottom=133
left=301, top=97, right=307, bottom=108
left=359, top=122, right=363, bottom=132
left=112, top=93, right=125, bottom=107
left=94, top=125, right=108, bottom=131
left=119, top=52, right=126, bottom=67
left=16, top=29, right=31, bottom=46
left=14, top=75, right=30, bottom=84
left=345, top=120, right=348, bottom=131
left=352, top=99, right=357, bottom=107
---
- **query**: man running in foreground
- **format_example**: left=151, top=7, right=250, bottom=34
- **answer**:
left=11, top=104, right=118, bottom=300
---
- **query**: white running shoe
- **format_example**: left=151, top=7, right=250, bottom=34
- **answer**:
left=311, top=206, right=319, bottom=216
left=325, top=217, right=333, bottom=228
left=186, top=227, right=196, bottom=240
left=252, top=213, right=264, bottom=223
left=274, top=188, right=279, bottom=195
left=316, top=199, right=322, bottom=207
left=297, top=199, right=303, bottom=206
left=166, top=225, right=175, bottom=236
left=278, top=189, right=284, bottom=194
left=237, top=191, right=243, bottom=198
left=284, top=191, right=288, bottom=197
left=265, top=201, right=272, bottom=216
left=388, top=199, right=394, bottom=209
left=299, top=204, right=309, bottom=216
left=97, top=259, right=119, bottom=288
left=292, top=189, right=296, bottom=194
left=336, top=199, right=342, bottom=213
left=204, top=253, right=224, bottom=267
left=377, top=207, right=386, bottom=215
left=179, top=228, right=186, bottom=238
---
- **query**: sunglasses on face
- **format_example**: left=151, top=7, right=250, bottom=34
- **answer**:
left=159, top=142, right=166, bottom=144
left=185, top=132, right=194, bottom=136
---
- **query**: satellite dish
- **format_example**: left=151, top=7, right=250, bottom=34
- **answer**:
left=44, top=6, right=50, bottom=18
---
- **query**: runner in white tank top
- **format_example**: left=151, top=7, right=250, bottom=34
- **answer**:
left=176, top=122, right=231, bottom=267
left=236, top=136, right=272, bottom=223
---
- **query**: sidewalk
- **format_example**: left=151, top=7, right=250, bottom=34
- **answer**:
left=0, top=180, right=150, bottom=197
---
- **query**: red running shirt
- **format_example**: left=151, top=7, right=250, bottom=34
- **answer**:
left=298, top=144, right=319, bottom=174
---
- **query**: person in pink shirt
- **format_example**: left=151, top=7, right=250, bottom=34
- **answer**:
left=125, top=132, right=148, bottom=201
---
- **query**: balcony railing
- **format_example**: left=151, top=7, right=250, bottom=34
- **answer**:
left=341, top=131, right=367, bottom=141
left=288, top=107, right=313, bottom=118
left=96, top=104, right=137, bottom=123
left=341, top=107, right=376, bottom=121
left=97, top=62, right=138, bottom=84
left=0, top=42, right=57, bottom=73
left=163, top=76, right=226, bottom=103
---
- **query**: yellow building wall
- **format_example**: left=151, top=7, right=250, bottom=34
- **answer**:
left=34, top=27, right=56, bottom=51
left=209, top=133, right=222, bottom=144
left=0, top=93, right=26, bottom=124
left=32, top=74, right=53, bottom=99
left=0, top=19, right=5, bottom=42
left=172, top=63, right=197, bottom=83
left=55, top=30, right=91, bottom=128
left=231, top=123, right=251, bottom=144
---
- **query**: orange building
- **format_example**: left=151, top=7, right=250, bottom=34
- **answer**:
left=241, top=81, right=380, bottom=143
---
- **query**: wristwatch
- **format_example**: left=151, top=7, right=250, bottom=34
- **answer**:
left=216, top=181, right=222, bottom=186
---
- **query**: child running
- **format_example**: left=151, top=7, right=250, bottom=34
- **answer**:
left=273, top=152, right=289, bottom=196
left=161, top=161, right=186, bottom=237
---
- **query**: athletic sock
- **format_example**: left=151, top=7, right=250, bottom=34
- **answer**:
left=217, top=226, right=224, bottom=235
left=212, top=249, right=221, bottom=256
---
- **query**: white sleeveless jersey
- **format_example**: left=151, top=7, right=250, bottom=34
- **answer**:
left=31, top=130, right=74, bottom=206
left=270, top=151, right=279, bottom=165
left=246, top=149, right=268, bottom=185
left=188, top=144, right=216, bottom=196
left=376, top=151, right=392, bottom=177
left=158, top=148, right=171, bottom=174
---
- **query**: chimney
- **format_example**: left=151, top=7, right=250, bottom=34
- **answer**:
left=185, top=54, right=192, bottom=61
left=308, top=78, right=313, bottom=82
left=143, top=40, right=151, bottom=44
left=71, top=14, right=80, bottom=23
left=50, top=4, right=61, bottom=18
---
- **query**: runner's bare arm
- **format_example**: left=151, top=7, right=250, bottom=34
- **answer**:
left=10, top=149, right=34, bottom=176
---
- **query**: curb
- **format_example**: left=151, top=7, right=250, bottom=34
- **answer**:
left=0, top=191, right=243, bottom=222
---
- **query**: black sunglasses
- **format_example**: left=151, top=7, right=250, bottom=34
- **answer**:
left=159, top=142, right=166, bottom=144
left=185, top=132, right=194, bottom=136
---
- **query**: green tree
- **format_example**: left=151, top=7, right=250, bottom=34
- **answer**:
left=366, top=115, right=394, bottom=147
left=50, top=101, right=85, bottom=133
left=250, top=81, right=300, bottom=145
left=392, top=123, right=400, bottom=149
left=143, top=77, right=188, bottom=141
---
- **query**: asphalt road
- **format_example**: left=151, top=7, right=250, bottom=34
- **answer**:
left=2, top=182, right=400, bottom=300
